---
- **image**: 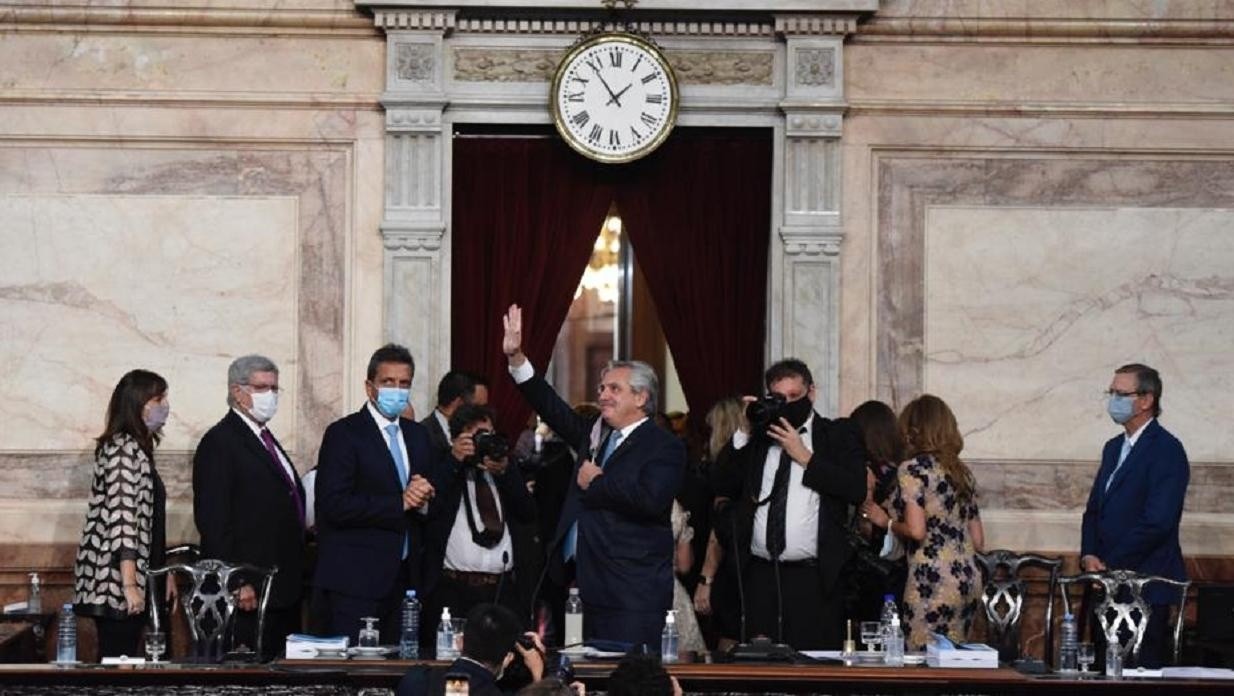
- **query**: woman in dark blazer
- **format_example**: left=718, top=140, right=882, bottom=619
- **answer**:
left=72, top=369, right=170, bottom=659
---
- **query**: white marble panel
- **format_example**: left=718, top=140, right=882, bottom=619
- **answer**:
left=923, top=206, right=1234, bottom=463
left=0, top=194, right=299, bottom=452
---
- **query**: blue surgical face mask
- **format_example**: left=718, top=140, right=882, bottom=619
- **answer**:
left=1107, top=395, right=1135, bottom=424
left=375, top=387, right=410, bottom=419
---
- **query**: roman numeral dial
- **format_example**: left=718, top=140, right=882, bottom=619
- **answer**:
left=550, top=33, right=679, bottom=163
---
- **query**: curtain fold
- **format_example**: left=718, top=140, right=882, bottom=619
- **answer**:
left=451, top=130, right=771, bottom=436
left=615, top=132, right=773, bottom=424
left=451, top=137, right=614, bottom=438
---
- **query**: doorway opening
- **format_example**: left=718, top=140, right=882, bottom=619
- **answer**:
left=546, top=200, right=685, bottom=418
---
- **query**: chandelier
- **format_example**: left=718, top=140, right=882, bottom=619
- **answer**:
left=575, top=210, right=622, bottom=304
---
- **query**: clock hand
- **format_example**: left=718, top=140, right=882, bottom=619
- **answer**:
left=595, top=73, right=624, bottom=107
left=606, top=83, right=633, bottom=106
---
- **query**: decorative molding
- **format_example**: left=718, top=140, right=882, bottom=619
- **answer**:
left=855, top=17, right=1234, bottom=45
left=373, top=9, right=456, bottom=32
left=380, top=227, right=445, bottom=251
left=396, top=43, right=436, bottom=82
left=671, top=50, right=775, bottom=86
left=775, top=14, right=860, bottom=37
left=385, top=108, right=443, bottom=131
left=0, top=5, right=375, bottom=37
left=452, top=48, right=774, bottom=85
left=847, top=99, right=1234, bottom=120
left=453, top=48, right=561, bottom=83
left=450, top=17, right=774, bottom=37
left=780, top=227, right=842, bottom=256
left=794, top=47, right=835, bottom=87
left=783, top=111, right=843, bottom=137
left=0, top=89, right=383, bottom=110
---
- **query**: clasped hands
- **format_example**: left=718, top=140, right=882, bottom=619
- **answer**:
left=403, top=474, right=435, bottom=511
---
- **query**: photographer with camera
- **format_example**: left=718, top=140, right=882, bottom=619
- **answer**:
left=421, top=404, right=536, bottom=652
left=397, top=603, right=545, bottom=696
left=711, top=359, right=866, bottom=650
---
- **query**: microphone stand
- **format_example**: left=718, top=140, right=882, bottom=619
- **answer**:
left=725, top=499, right=796, bottom=662
left=494, top=550, right=510, bottom=606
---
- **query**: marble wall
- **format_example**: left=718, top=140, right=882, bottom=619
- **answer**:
left=0, top=2, right=388, bottom=553
left=840, top=0, right=1234, bottom=557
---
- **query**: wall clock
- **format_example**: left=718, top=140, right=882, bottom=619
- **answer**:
left=551, top=32, right=679, bottom=164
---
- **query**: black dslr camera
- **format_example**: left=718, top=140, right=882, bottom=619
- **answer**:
left=472, top=429, right=509, bottom=462
left=745, top=393, right=786, bottom=433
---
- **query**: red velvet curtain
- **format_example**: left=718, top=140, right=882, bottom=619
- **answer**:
left=451, top=130, right=771, bottom=435
left=451, top=137, right=614, bottom=438
left=615, top=131, right=772, bottom=424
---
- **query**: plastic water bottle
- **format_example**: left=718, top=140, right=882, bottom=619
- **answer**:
left=399, top=590, right=420, bottom=659
left=660, top=610, right=679, bottom=663
left=436, top=607, right=456, bottom=660
left=883, top=615, right=905, bottom=666
left=880, top=594, right=897, bottom=636
left=1058, top=612, right=1078, bottom=672
left=28, top=573, right=42, bottom=614
left=56, top=603, right=76, bottom=664
left=564, top=588, right=584, bottom=648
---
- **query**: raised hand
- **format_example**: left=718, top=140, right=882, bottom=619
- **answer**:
left=502, top=304, right=526, bottom=365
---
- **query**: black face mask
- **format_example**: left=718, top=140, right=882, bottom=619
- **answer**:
left=780, top=395, right=814, bottom=429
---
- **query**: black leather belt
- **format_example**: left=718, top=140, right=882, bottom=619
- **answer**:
left=442, top=569, right=505, bottom=586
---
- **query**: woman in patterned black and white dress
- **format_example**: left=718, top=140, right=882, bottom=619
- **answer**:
left=72, top=369, right=170, bottom=659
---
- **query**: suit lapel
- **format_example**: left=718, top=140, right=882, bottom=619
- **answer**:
left=357, top=406, right=404, bottom=491
left=1104, top=420, right=1157, bottom=499
left=227, top=410, right=290, bottom=485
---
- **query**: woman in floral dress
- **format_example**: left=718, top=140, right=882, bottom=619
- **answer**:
left=864, top=394, right=984, bottom=650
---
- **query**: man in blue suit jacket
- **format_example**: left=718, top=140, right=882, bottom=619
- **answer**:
left=1081, top=362, right=1189, bottom=668
left=314, top=343, right=438, bottom=643
left=502, top=304, right=685, bottom=651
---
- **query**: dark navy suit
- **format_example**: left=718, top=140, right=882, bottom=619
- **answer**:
left=1081, top=418, right=1189, bottom=665
left=314, top=404, right=437, bottom=641
left=517, top=374, right=685, bottom=650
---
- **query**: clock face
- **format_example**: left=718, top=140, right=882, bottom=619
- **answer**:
left=551, top=33, right=679, bottom=163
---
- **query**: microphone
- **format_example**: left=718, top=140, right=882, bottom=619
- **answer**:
left=494, top=550, right=510, bottom=606
left=528, top=529, right=567, bottom=628
left=724, top=498, right=797, bottom=663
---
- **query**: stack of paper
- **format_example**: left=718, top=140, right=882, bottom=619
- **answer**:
left=285, top=633, right=349, bottom=659
left=925, top=633, right=999, bottom=669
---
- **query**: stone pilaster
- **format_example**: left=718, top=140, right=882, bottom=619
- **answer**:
left=774, top=17, right=851, bottom=415
left=376, top=11, right=454, bottom=413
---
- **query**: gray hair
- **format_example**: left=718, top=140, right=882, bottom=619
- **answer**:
left=226, top=354, right=279, bottom=408
left=601, top=360, right=659, bottom=416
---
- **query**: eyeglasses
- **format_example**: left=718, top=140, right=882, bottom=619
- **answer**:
left=1103, top=389, right=1142, bottom=398
left=243, top=383, right=281, bottom=394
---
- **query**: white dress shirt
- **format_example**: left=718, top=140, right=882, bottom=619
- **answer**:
left=433, top=409, right=451, bottom=443
left=365, top=401, right=428, bottom=515
left=746, top=416, right=819, bottom=562
left=232, top=407, right=297, bottom=482
left=443, top=471, right=513, bottom=573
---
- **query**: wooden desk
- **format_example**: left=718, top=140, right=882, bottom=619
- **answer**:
left=0, top=659, right=1230, bottom=694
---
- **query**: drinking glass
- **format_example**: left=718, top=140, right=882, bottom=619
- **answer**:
left=359, top=617, right=380, bottom=648
left=859, top=621, right=883, bottom=652
left=144, top=631, right=166, bottom=663
left=451, top=618, right=467, bottom=655
left=1077, top=642, right=1095, bottom=674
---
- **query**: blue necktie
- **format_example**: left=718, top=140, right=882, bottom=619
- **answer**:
left=1104, top=437, right=1133, bottom=494
left=386, top=423, right=410, bottom=559
left=563, top=431, right=623, bottom=562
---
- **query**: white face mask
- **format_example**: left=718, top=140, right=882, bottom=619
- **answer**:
left=248, top=389, right=279, bottom=423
